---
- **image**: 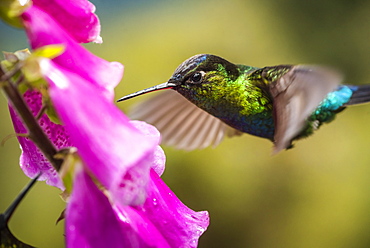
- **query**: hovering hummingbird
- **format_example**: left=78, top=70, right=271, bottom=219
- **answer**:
left=117, top=54, right=370, bottom=153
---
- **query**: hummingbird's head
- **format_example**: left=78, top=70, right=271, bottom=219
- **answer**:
left=166, top=54, right=240, bottom=102
left=117, top=54, right=239, bottom=102
left=168, top=54, right=239, bottom=88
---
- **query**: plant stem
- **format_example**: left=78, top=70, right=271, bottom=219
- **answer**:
left=3, top=174, right=41, bottom=224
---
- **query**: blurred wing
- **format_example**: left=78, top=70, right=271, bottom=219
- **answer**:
left=130, top=90, right=242, bottom=150
left=269, top=65, right=342, bottom=153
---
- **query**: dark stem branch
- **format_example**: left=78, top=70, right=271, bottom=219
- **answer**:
left=35, top=105, right=47, bottom=120
left=3, top=173, right=41, bottom=223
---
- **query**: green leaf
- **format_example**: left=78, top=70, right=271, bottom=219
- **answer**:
left=45, top=103, right=62, bottom=125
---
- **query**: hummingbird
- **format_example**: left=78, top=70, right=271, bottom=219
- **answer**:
left=117, top=54, right=370, bottom=153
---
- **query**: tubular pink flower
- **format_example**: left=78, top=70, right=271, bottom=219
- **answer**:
left=21, top=6, right=122, bottom=101
left=10, top=3, right=123, bottom=188
left=9, top=91, right=70, bottom=189
left=32, top=0, right=102, bottom=43
left=42, top=59, right=209, bottom=247
left=66, top=169, right=171, bottom=248
left=42, top=59, right=157, bottom=205
left=66, top=169, right=209, bottom=248
left=6, top=0, right=210, bottom=246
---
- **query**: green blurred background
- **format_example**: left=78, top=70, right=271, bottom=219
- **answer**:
left=1, top=0, right=370, bottom=247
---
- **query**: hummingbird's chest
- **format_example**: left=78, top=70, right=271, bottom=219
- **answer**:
left=213, top=100, right=275, bottom=140
left=179, top=80, right=276, bottom=140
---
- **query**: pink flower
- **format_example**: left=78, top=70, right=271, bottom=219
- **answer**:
left=9, top=91, right=70, bottom=189
left=43, top=59, right=156, bottom=205
left=10, top=1, right=123, bottom=188
left=42, top=58, right=208, bottom=247
left=21, top=5, right=121, bottom=101
left=5, top=0, right=209, bottom=247
left=67, top=169, right=209, bottom=248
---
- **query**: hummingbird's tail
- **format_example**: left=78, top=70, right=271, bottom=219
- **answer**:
left=344, top=85, right=370, bottom=106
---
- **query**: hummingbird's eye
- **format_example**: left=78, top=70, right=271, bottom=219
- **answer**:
left=190, top=72, right=204, bottom=84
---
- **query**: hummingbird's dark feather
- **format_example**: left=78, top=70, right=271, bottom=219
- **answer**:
left=264, top=65, right=341, bottom=153
left=344, top=85, right=370, bottom=106
left=171, top=54, right=239, bottom=81
left=130, top=90, right=242, bottom=150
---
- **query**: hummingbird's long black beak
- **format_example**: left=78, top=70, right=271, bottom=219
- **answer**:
left=117, top=82, right=177, bottom=102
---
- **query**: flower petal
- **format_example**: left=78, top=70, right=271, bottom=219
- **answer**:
left=134, top=170, right=210, bottom=248
left=32, top=0, right=101, bottom=43
left=151, top=146, right=166, bottom=177
left=9, top=90, right=69, bottom=189
left=43, top=59, right=158, bottom=205
left=66, top=169, right=171, bottom=248
left=130, top=120, right=166, bottom=176
left=21, top=6, right=123, bottom=101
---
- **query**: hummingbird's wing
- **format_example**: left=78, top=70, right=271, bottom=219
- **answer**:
left=130, top=90, right=242, bottom=150
left=268, top=65, right=342, bottom=153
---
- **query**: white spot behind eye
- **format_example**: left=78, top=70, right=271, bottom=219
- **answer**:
left=190, top=71, right=206, bottom=84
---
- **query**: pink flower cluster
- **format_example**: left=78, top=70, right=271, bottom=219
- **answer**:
left=7, top=0, right=209, bottom=247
